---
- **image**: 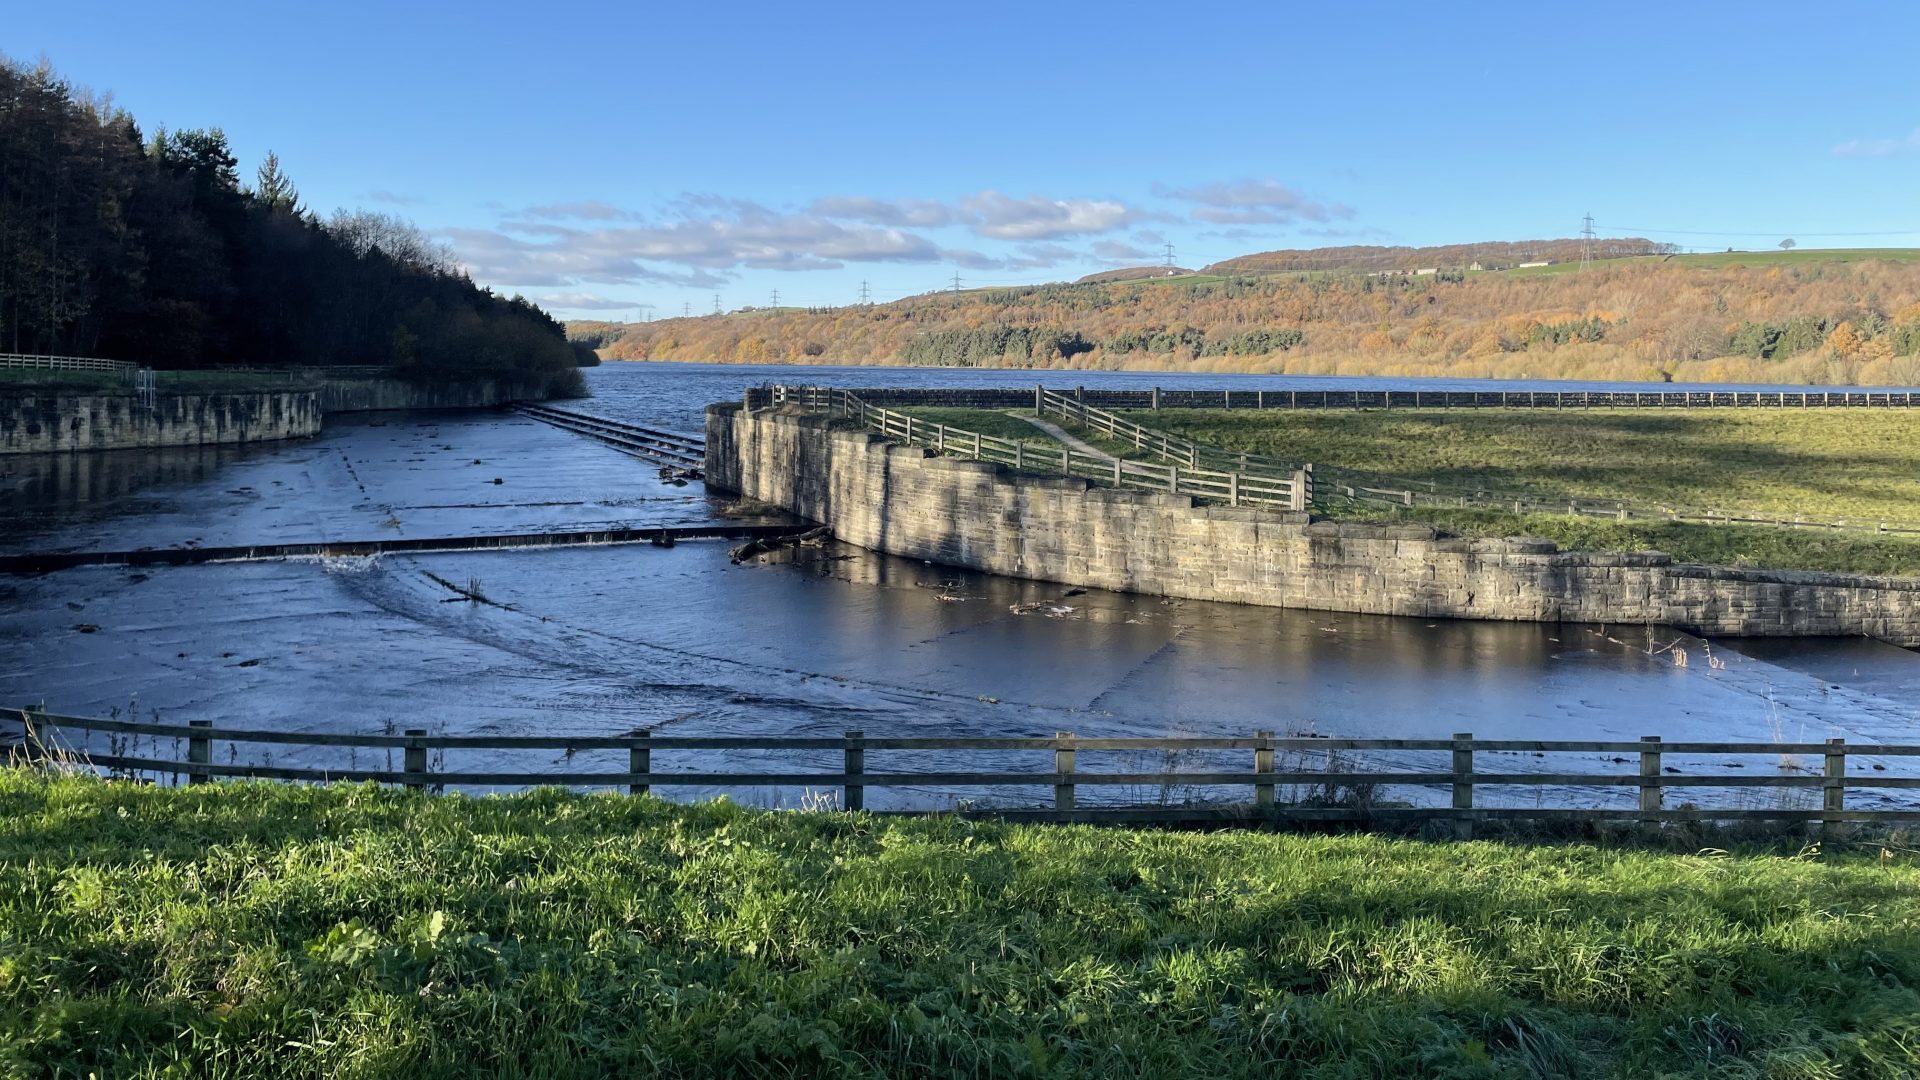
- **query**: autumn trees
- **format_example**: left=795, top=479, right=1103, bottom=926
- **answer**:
left=595, top=258, right=1920, bottom=385
left=0, top=57, right=581, bottom=395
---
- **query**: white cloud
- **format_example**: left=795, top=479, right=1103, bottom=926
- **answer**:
left=445, top=196, right=963, bottom=288
left=1154, top=179, right=1354, bottom=225
left=530, top=292, right=642, bottom=310
left=1092, top=240, right=1154, bottom=262
left=810, top=196, right=959, bottom=228
left=521, top=201, right=631, bottom=220
left=961, top=190, right=1139, bottom=240
left=1833, top=127, right=1920, bottom=157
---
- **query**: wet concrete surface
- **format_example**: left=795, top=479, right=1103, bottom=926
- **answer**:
left=4, top=362, right=1918, bottom=810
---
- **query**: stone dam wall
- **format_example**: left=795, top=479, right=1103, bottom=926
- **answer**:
left=707, top=403, right=1920, bottom=646
left=0, top=392, right=322, bottom=454
left=1, top=377, right=549, bottom=455
left=318, top=377, right=537, bottom=413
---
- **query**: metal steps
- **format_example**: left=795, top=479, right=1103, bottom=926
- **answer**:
left=516, top=404, right=704, bottom=468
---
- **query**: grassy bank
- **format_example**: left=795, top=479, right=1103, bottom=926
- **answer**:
left=1136, top=408, right=1920, bottom=522
left=3, top=771, right=1918, bottom=1077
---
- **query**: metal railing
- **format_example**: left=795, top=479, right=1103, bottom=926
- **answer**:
left=7, top=708, right=1918, bottom=835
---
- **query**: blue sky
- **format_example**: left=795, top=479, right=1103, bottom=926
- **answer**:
left=12, top=1, right=1920, bottom=320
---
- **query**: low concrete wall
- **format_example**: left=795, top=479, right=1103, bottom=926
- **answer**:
left=1, top=392, right=321, bottom=454
left=707, top=404, right=1920, bottom=645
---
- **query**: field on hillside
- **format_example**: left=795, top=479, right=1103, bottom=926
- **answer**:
left=4, top=771, right=1919, bottom=1078
left=590, top=252, right=1920, bottom=386
left=1505, top=248, right=1920, bottom=278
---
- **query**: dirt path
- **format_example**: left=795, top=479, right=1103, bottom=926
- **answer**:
left=1016, top=415, right=1116, bottom=461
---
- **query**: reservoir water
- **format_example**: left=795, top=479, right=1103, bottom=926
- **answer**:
left=5, top=362, right=1917, bottom=808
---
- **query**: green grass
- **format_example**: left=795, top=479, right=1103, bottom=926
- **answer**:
left=1137, top=408, right=1920, bottom=523
left=1342, top=506, right=1920, bottom=576
left=4, top=770, right=1920, bottom=1078
left=1128, top=407, right=1920, bottom=573
left=1499, top=248, right=1920, bottom=277
left=898, top=406, right=1063, bottom=445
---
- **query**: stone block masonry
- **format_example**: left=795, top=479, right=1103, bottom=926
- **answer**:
left=0, top=392, right=321, bottom=454
left=707, top=403, right=1920, bottom=646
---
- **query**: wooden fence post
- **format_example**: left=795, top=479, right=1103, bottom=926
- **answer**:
left=972, top=431, right=982, bottom=459
left=1168, top=464, right=1179, bottom=494
left=188, top=720, right=212, bottom=785
left=403, top=728, right=427, bottom=790
left=629, top=730, right=650, bottom=797
left=1228, top=470, right=1240, bottom=507
left=935, top=423, right=945, bottom=454
left=1638, top=736, right=1662, bottom=831
left=1055, top=732, right=1076, bottom=813
left=1061, top=444, right=1071, bottom=475
left=1291, top=463, right=1314, bottom=511
left=1112, top=456, right=1122, bottom=487
left=1014, top=442, right=1025, bottom=471
left=1254, top=729, right=1274, bottom=809
left=1035, top=384, right=1043, bottom=412
left=1151, top=387, right=1160, bottom=411
left=1823, top=738, right=1847, bottom=851
left=1451, top=732, right=1474, bottom=840
left=844, top=729, right=865, bottom=812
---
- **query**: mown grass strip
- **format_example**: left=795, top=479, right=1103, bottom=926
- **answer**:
left=2, top=771, right=1918, bottom=1078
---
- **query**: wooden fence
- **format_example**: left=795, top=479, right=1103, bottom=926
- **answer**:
left=1, top=353, right=138, bottom=377
left=768, top=385, right=1306, bottom=510
left=8, top=708, right=1919, bottom=835
left=754, top=386, right=1920, bottom=411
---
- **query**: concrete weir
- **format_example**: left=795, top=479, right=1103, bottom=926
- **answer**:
left=705, top=402, right=1920, bottom=646
left=0, top=523, right=808, bottom=574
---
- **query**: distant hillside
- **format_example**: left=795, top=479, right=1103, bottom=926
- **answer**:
left=1206, top=238, right=1673, bottom=275
left=1076, top=266, right=1195, bottom=284
left=583, top=245, right=1920, bottom=386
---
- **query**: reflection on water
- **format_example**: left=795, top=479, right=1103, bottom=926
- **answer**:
left=3, top=439, right=283, bottom=525
left=2, top=361, right=1917, bottom=811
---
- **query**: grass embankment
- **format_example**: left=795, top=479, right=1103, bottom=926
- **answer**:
left=893, top=406, right=1066, bottom=445
left=4, top=772, right=1919, bottom=1078
left=1130, top=408, right=1920, bottom=575
left=895, top=405, right=1920, bottom=574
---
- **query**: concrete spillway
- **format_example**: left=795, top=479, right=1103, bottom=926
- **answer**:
left=0, top=523, right=807, bottom=574
left=515, top=404, right=704, bottom=468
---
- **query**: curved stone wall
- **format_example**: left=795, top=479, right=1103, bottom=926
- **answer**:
left=707, top=404, right=1920, bottom=646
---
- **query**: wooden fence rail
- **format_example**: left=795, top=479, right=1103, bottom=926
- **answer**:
left=1, top=353, right=138, bottom=376
left=749, top=386, right=1920, bottom=412
left=9, top=708, right=1920, bottom=834
left=767, top=386, right=1307, bottom=510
